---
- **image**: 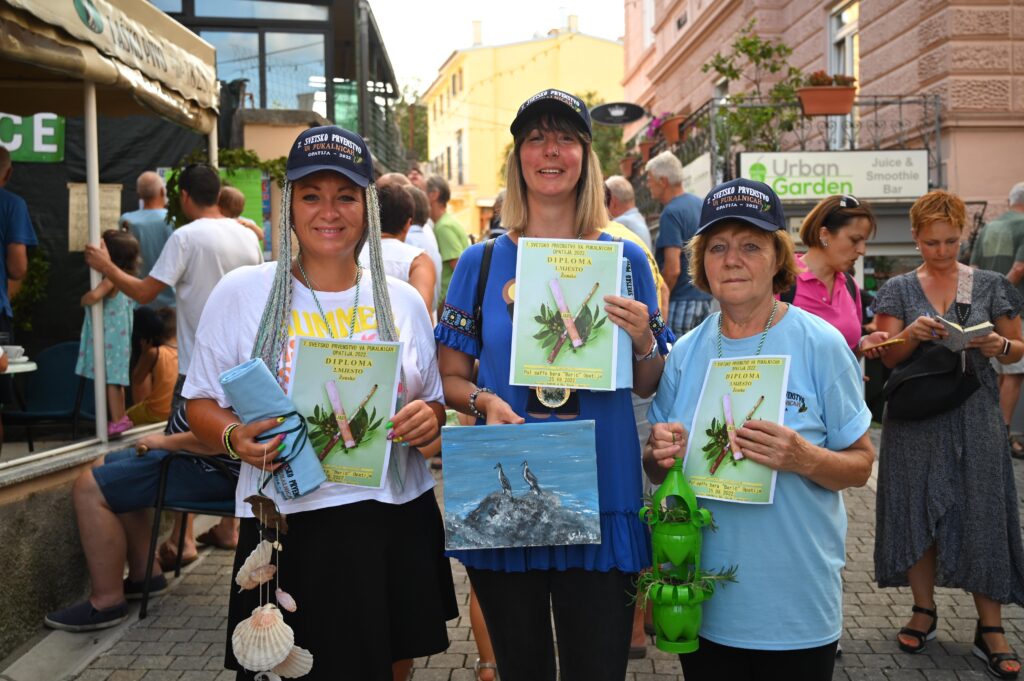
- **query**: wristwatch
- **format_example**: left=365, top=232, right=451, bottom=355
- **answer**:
left=468, top=387, right=494, bottom=419
left=1002, top=337, right=1012, bottom=357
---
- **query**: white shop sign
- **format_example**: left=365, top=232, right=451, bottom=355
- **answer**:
left=682, top=152, right=713, bottom=199
left=738, top=150, right=929, bottom=201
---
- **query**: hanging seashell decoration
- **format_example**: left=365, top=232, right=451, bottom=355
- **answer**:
left=275, top=587, right=297, bottom=613
left=232, top=603, right=295, bottom=672
left=272, top=645, right=314, bottom=678
left=254, top=672, right=282, bottom=681
left=235, top=540, right=275, bottom=591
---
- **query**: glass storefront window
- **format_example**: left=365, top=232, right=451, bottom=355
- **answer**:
left=265, top=32, right=325, bottom=112
left=201, top=31, right=261, bottom=104
left=195, top=0, right=328, bottom=21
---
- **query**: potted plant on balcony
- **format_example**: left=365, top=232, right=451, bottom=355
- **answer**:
left=659, top=112, right=687, bottom=145
left=797, top=70, right=857, bottom=116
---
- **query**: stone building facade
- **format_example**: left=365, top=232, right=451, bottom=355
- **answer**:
left=623, top=0, right=1024, bottom=215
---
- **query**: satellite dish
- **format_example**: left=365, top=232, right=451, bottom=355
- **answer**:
left=590, top=102, right=646, bottom=125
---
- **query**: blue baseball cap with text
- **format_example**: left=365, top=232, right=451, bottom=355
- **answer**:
left=286, top=125, right=373, bottom=186
left=510, top=89, right=592, bottom=137
left=696, top=178, right=786, bottom=235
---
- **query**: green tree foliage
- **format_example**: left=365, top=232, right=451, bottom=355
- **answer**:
left=393, top=85, right=428, bottom=162
left=701, top=20, right=804, bottom=152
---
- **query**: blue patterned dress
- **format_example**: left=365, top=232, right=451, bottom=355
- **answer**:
left=75, top=291, right=134, bottom=386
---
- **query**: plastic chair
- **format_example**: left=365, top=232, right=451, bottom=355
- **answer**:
left=140, top=451, right=236, bottom=619
left=3, top=341, right=95, bottom=451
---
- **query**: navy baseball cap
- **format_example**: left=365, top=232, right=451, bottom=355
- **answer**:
left=510, top=89, right=592, bottom=137
left=286, top=125, right=373, bottom=186
left=696, top=178, right=786, bottom=235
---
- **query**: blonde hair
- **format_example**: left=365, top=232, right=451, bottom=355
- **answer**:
left=910, top=190, right=966, bottom=235
left=500, top=113, right=608, bottom=236
left=799, top=195, right=877, bottom=248
left=688, top=223, right=799, bottom=295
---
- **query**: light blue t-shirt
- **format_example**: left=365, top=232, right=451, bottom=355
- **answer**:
left=120, top=207, right=176, bottom=309
left=649, top=306, right=871, bottom=650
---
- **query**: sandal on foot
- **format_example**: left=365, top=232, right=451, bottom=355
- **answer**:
left=973, top=621, right=1021, bottom=679
left=474, top=658, right=498, bottom=681
left=897, top=604, right=938, bottom=654
left=1010, top=435, right=1024, bottom=460
left=195, top=528, right=237, bottom=550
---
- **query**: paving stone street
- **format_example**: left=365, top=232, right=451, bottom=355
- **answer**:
left=8, top=428, right=1024, bottom=680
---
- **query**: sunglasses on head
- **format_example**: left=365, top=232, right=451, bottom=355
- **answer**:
left=824, top=195, right=861, bottom=226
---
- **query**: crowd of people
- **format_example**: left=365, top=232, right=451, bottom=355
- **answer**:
left=27, top=87, right=1024, bottom=681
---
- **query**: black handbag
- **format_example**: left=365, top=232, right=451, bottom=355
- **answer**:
left=882, top=263, right=981, bottom=420
left=882, top=344, right=980, bottom=420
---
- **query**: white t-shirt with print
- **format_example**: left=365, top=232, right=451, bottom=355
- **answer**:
left=149, top=217, right=263, bottom=373
left=405, top=223, right=443, bottom=304
left=182, top=262, right=442, bottom=518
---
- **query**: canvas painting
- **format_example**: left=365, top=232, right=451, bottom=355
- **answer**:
left=441, top=421, right=601, bottom=550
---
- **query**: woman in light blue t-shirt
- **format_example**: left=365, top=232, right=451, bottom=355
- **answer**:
left=646, top=179, right=875, bottom=681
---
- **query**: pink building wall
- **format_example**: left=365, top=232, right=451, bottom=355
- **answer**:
left=623, top=0, right=1024, bottom=214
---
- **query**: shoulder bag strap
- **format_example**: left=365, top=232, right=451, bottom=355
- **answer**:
left=474, top=238, right=496, bottom=351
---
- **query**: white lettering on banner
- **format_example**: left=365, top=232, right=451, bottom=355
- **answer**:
left=0, top=113, right=23, bottom=150
left=33, top=114, right=58, bottom=154
left=739, top=150, right=930, bottom=201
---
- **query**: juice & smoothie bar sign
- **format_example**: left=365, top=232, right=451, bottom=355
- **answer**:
left=738, top=150, right=929, bottom=200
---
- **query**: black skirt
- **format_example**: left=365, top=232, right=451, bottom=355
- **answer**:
left=224, top=490, right=459, bottom=681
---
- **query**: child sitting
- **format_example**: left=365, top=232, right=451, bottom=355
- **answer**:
left=127, top=307, right=177, bottom=426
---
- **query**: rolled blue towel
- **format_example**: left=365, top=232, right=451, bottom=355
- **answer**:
left=219, top=358, right=327, bottom=499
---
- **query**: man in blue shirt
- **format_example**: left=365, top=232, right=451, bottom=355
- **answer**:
left=646, top=150, right=710, bottom=336
left=0, top=147, right=39, bottom=340
left=119, top=171, right=175, bottom=309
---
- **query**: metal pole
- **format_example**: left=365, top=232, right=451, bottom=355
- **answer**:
left=933, top=94, right=944, bottom=189
left=84, top=81, right=107, bottom=441
left=208, top=125, right=218, bottom=168
left=708, top=99, right=718, bottom=184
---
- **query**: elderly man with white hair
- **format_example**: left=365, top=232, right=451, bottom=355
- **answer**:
left=646, top=150, right=710, bottom=336
left=971, top=181, right=1024, bottom=456
left=119, top=171, right=175, bottom=309
left=606, top=175, right=653, bottom=250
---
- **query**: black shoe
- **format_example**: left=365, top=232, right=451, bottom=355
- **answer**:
left=897, top=604, right=938, bottom=654
left=123, top=573, right=168, bottom=600
left=44, top=600, right=128, bottom=632
left=973, top=621, right=1021, bottom=679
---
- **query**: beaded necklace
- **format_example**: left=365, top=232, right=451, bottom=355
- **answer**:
left=296, top=254, right=361, bottom=340
left=716, top=299, right=779, bottom=358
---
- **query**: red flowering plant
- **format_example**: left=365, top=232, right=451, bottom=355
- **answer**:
left=644, top=112, right=674, bottom=140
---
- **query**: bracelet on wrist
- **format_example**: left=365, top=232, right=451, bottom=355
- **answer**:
left=633, top=335, right=658, bottom=362
left=222, top=422, right=242, bottom=460
left=468, top=387, right=495, bottom=420
left=1002, top=337, right=1012, bottom=357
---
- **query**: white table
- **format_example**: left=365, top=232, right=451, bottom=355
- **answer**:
left=3, top=360, right=37, bottom=375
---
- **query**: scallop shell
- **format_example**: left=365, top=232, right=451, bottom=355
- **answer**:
left=235, top=540, right=274, bottom=590
left=255, top=673, right=281, bottom=681
left=272, top=645, right=313, bottom=678
left=231, top=603, right=294, bottom=671
left=275, top=588, right=297, bottom=613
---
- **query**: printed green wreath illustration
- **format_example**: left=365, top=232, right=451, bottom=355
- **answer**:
left=306, top=402, right=384, bottom=459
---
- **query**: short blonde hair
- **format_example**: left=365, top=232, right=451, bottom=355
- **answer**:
left=687, top=222, right=799, bottom=295
left=500, top=113, right=608, bottom=236
left=910, top=190, right=966, bottom=235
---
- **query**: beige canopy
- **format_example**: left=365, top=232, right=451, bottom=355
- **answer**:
left=0, top=0, right=217, bottom=133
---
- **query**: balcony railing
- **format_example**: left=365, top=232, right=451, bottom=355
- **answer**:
left=628, top=94, right=942, bottom=220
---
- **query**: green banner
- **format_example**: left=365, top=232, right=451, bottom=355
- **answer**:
left=0, top=113, right=65, bottom=163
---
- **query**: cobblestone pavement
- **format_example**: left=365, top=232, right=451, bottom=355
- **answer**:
left=68, top=434, right=1024, bottom=680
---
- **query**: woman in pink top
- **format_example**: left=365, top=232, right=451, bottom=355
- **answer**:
left=787, top=195, right=890, bottom=358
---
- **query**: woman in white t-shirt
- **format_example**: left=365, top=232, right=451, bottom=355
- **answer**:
left=182, top=126, right=457, bottom=681
left=359, top=183, right=436, bottom=314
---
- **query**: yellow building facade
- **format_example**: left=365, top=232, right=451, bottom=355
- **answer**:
left=423, top=26, right=624, bottom=236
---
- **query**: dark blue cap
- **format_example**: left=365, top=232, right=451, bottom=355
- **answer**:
left=510, top=89, right=592, bottom=137
left=696, top=178, right=786, bottom=235
left=286, top=125, right=373, bottom=186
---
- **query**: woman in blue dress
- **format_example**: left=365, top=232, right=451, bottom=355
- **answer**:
left=435, top=89, right=673, bottom=681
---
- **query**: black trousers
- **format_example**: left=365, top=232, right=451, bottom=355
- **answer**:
left=679, top=636, right=839, bottom=681
left=467, top=567, right=635, bottom=681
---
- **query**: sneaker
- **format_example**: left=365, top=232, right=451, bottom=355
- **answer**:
left=123, top=573, right=168, bottom=600
left=107, top=415, right=133, bottom=437
left=44, top=600, right=128, bottom=632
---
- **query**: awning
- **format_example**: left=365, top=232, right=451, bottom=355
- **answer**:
left=0, top=0, right=217, bottom=133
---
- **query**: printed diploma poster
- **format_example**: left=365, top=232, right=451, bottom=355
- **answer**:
left=290, top=338, right=402, bottom=488
left=509, top=238, right=624, bottom=391
left=682, top=355, right=790, bottom=504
